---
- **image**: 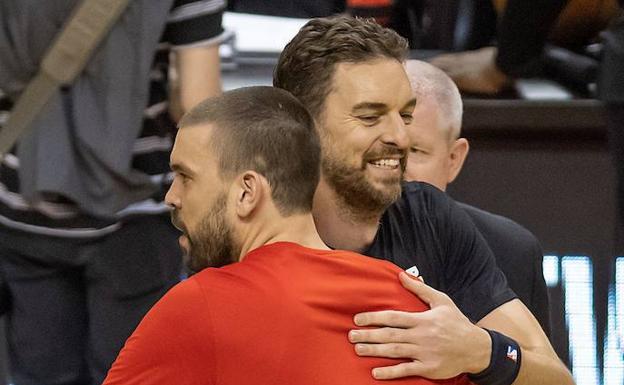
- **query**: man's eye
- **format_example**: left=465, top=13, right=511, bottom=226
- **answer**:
left=401, top=113, right=413, bottom=124
left=358, top=115, right=380, bottom=124
left=409, top=147, right=423, bottom=154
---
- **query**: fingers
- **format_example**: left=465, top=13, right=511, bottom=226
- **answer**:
left=398, top=271, right=447, bottom=306
left=348, top=327, right=411, bottom=344
left=354, top=342, right=417, bottom=359
left=371, top=361, right=425, bottom=380
left=353, top=310, right=418, bottom=328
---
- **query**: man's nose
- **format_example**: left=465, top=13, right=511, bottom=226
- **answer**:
left=380, top=112, right=410, bottom=150
left=165, top=178, right=181, bottom=209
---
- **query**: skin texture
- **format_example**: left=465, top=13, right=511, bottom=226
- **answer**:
left=342, top=60, right=573, bottom=384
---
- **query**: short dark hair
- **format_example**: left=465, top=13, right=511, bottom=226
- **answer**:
left=179, top=86, right=320, bottom=216
left=274, top=16, right=408, bottom=119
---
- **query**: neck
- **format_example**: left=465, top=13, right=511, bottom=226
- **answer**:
left=237, top=212, right=329, bottom=260
left=311, top=177, right=382, bottom=253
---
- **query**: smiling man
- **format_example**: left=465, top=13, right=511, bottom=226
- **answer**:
left=102, top=86, right=471, bottom=385
left=274, top=16, right=573, bottom=385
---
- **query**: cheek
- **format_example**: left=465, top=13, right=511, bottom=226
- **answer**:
left=405, top=154, right=446, bottom=185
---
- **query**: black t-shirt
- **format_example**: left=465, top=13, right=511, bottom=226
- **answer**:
left=364, top=181, right=517, bottom=322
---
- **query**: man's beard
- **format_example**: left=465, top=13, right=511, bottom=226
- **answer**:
left=322, top=141, right=405, bottom=221
left=172, top=193, right=239, bottom=273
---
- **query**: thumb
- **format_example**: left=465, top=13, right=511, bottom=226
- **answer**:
left=398, top=271, right=446, bottom=306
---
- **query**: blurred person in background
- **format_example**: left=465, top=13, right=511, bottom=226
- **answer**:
left=403, top=59, right=551, bottom=336
left=0, top=1, right=226, bottom=384
left=429, top=0, right=624, bottom=251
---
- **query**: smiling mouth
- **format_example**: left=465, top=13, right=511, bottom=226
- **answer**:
left=367, top=158, right=401, bottom=169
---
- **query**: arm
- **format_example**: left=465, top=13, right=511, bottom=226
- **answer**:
left=164, top=0, right=227, bottom=120
left=349, top=184, right=573, bottom=384
left=478, top=299, right=571, bottom=385
left=169, top=43, right=223, bottom=119
left=349, top=277, right=574, bottom=384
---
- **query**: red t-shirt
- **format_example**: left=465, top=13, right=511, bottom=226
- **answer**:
left=104, top=242, right=471, bottom=385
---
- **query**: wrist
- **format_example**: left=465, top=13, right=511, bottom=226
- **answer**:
left=468, top=329, right=522, bottom=385
left=468, top=326, right=493, bottom=374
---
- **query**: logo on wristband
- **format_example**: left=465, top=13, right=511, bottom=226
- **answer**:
left=506, top=346, right=518, bottom=362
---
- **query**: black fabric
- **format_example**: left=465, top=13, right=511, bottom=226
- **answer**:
left=227, top=0, right=344, bottom=18
left=458, top=203, right=551, bottom=336
left=598, top=12, right=624, bottom=103
left=164, top=11, right=225, bottom=46
left=0, top=215, right=182, bottom=385
left=364, top=182, right=517, bottom=322
left=495, top=0, right=568, bottom=77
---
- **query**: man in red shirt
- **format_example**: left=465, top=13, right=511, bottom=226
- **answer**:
left=103, top=86, right=470, bottom=385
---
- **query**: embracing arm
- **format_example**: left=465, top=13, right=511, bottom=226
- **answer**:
left=349, top=184, right=573, bottom=384
left=477, top=299, right=573, bottom=385
left=349, top=274, right=574, bottom=384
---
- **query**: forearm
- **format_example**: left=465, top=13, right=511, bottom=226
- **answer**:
left=511, top=348, right=574, bottom=385
left=175, top=44, right=222, bottom=112
left=477, top=300, right=575, bottom=385
left=169, top=44, right=222, bottom=120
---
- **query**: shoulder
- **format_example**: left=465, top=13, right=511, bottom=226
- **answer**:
left=103, top=277, right=216, bottom=384
left=456, top=202, right=541, bottom=251
left=400, top=181, right=448, bottom=207
left=385, top=181, right=450, bottom=221
left=142, top=277, right=209, bottom=326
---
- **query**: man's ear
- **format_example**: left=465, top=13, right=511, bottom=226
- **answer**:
left=447, top=138, right=469, bottom=184
left=234, top=171, right=265, bottom=219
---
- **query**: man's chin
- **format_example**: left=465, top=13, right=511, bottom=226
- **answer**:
left=366, top=174, right=402, bottom=201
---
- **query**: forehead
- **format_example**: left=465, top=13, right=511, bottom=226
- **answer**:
left=409, top=97, right=451, bottom=142
left=329, top=59, right=413, bottom=108
left=170, top=123, right=216, bottom=168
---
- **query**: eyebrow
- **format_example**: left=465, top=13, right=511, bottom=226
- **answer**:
left=351, top=102, right=388, bottom=112
left=402, top=97, right=418, bottom=110
left=352, top=97, right=418, bottom=113
left=170, top=162, right=195, bottom=175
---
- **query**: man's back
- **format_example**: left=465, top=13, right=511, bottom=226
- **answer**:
left=104, top=242, right=469, bottom=385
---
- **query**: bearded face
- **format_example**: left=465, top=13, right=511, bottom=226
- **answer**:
left=172, top=191, right=240, bottom=273
left=321, top=133, right=406, bottom=215
left=315, top=59, right=415, bottom=219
